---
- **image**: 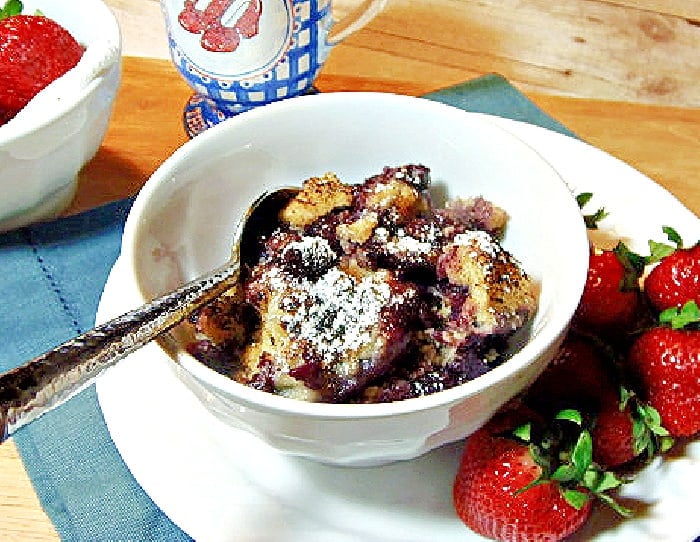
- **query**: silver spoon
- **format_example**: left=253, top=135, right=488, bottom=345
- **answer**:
left=0, top=187, right=298, bottom=444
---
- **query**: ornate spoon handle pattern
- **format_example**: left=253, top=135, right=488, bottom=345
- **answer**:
left=0, top=261, right=240, bottom=443
left=0, top=261, right=241, bottom=443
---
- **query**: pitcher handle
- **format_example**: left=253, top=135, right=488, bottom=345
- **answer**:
left=327, top=0, right=388, bottom=45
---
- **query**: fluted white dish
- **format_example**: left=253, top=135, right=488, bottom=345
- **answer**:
left=117, top=92, right=589, bottom=467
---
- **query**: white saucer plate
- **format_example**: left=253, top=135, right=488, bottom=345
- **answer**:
left=96, top=115, right=700, bottom=542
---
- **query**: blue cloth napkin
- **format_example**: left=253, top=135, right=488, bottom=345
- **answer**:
left=0, top=74, right=579, bottom=541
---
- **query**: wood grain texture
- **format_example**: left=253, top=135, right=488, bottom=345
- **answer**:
left=328, top=0, right=700, bottom=106
left=106, top=0, right=700, bottom=106
left=68, top=57, right=700, bottom=217
left=2, top=0, right=700, bottom=539
left=0, top=442, right=57, bottom=542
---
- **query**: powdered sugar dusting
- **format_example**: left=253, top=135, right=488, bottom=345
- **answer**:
left=280, top=268, right=392, bottom=364
left=453, top=230, right=500, bottom=257
left=282, top=236, right=337, bottom=268
left=375, top=225, right=438, bottom=255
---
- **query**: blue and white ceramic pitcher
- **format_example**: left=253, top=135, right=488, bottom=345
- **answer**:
left=160, top=0, right=387, bottom=136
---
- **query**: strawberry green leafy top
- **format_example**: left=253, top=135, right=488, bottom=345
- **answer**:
left=660, top=300, right=700, bottom=330
left=0, top=0, right=22, bottom=20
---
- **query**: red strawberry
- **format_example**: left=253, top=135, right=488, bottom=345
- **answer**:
left=573, top=243, right=644, bottom=335
left=453, top=412, right=592, bottom=542
left=644, top=242, right=700, bottom=312
left=627, top=302, right=700, bottom=437
left=0, top=12, right=84, bottom=125
left=524, top=333, right=637, bottom=467
left=524, top=333, right=617, bottom=416
left=453, top=408, right=628, bottom=541
left=590, top=388, right=672, bottom=468
left=591, top=393, right=636, bottom=468
left=524, top=333, right=671, bottom=469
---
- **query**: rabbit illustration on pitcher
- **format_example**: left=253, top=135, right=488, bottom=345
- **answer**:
left=160, top=0, right=387, bottom=137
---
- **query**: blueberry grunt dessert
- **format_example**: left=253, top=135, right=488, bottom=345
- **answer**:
left=187, top=165, right=538, bottom=403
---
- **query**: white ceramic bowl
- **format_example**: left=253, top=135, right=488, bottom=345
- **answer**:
left=0, top=0, right=121, bottom=232
left=121, top=92, right=589, bottom=467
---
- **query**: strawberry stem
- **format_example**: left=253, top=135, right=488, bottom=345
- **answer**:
left=511, top=409, right=632, bottom=516
left=662, top=226, right=683, bottom=248
left=632, top=401, right=674, bottom=455
left=512, top=421, right=532, bottom=441
left=613, top=241, right=645, bottom=290
left=659, top=300, right=700, bottom=329
left=556, top=409, right=584, bottom=425
left=576, top=192, right=608, bottom=229
left=646, top=225, right=684, bottom=264
left=0, top=0, right=22, bottom=20
left=562, top=488, right=591, bottom=510
left=614, top=385, right=674, bottom=460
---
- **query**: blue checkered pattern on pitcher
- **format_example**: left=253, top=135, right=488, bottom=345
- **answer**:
left=171, top=0, right=332, bottom=116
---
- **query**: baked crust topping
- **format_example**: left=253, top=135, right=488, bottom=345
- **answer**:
left=188, top=165, right=538, bottom=403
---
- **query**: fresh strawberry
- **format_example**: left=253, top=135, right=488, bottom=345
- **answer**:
left=590, top=393, right=637, bottom=468
left=453, top=408, right=628, bottom=542
left=573, top=242, right=644, bottom=336
left=627, top=302, right=700, bottom=437
left=591, top=387, right=673, bottom=468
left=0, top=6, right=84, bottom=126
left=524, top=333, right=637, bottom=467
left=524, top=333, right=672, bottom=469
left=454, top=411, right=592, bottom=542
left=643, top=228, right=700, bottom=312
left=524, top=333, right=617, bottom=416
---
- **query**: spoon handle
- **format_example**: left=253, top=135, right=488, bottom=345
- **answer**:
left=0, top=262, right=240, bottom=444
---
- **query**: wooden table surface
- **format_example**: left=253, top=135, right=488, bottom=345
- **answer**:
left=2, top=1, right=700, bottom=540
